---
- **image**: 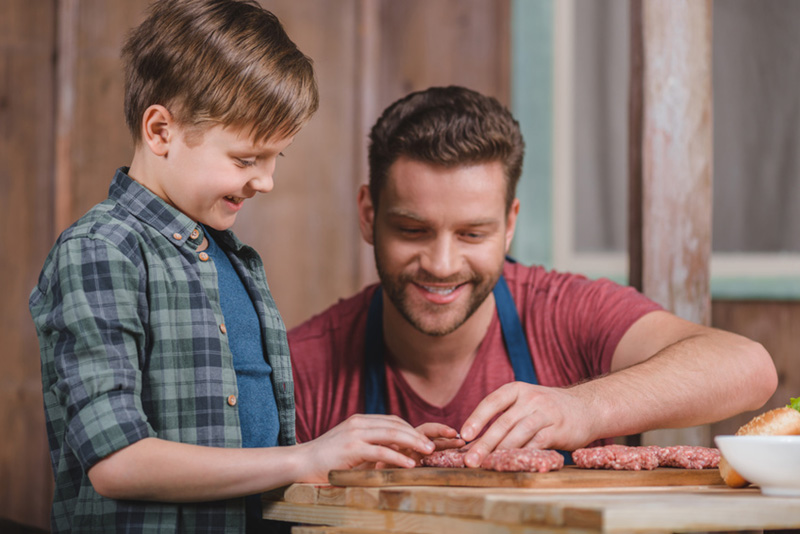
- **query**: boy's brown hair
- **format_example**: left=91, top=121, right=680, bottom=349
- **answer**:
left=368, top=86, right=525, bottom=213
left=122, top=0, right=318, bottom=144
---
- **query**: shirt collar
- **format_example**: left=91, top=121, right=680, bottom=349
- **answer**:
left=109, top=167, right=204, bottom=250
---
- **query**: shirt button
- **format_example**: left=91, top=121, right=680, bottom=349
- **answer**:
left=227, top=394, right=237, bottom=407
left=198, top=252, right=209, bottom=262
left=173, top=232, right=183, bottom=240
left=219, top=324, right=227, bottom=334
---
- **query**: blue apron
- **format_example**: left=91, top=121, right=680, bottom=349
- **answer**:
left=362, top=269, right=573, bottom=464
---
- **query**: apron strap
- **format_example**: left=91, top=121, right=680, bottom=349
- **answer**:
left=492, top=275, right=537, bottom=385
left=364, top=287, right=387, bottom=415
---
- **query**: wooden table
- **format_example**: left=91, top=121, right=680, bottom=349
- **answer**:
left=263, top=479, right=800, bottom=534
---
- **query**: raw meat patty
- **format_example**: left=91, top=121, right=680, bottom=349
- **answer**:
left=658, top=446, right=720, bottom=469
left=419, top=447, right=469, bottom=468
left=480, top=448, right=565, bottom=473
left=572, top=444, right=660, bottom=470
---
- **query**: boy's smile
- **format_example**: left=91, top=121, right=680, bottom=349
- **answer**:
left=129, top=107, right=294, bottom=231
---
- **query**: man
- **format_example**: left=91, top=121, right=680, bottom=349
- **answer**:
left=289, top=86, right=777, bottom=468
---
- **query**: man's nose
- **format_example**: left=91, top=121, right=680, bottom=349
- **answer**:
left=420, top=236, right=460, bottom=278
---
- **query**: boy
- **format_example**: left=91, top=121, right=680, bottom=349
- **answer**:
left=29, top=1, right=438, bottom=532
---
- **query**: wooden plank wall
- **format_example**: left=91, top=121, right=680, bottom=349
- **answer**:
left=711, top=301, right=800, bottom=436
left=1, top=1, right=59, bottom=530
left=0, top=0, right=509, bottom=529
left=0, top=1, right=797, bottom=530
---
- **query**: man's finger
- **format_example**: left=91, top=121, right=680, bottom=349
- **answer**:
left=459, top=384, right=518, bottom=441
left=462, top=410, right=524, bottom=467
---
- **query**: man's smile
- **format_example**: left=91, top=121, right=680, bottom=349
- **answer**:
left=418, top=283, right=464, bottom=296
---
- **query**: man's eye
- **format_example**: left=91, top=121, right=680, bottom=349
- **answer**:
left=462, top=232, right=485, bottom=241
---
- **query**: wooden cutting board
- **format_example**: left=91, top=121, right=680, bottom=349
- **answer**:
left=328, top=466, right=724, bottom=488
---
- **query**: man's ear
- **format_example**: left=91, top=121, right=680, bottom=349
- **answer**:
left=140, top=105, right=174, bottom=157
left=357, top=185, right=376, bottom=245
left=504, top=198, right=521, bottom=252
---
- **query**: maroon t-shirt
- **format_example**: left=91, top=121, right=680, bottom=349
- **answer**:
left=288, top=262, right=662, bottom=443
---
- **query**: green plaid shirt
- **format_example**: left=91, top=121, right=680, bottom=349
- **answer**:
left=30, top=168, right=296, bottom=533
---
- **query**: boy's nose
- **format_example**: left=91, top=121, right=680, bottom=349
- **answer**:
left=249, top=173, right=274, bottom=194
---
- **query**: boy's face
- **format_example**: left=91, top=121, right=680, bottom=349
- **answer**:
left=153, top=123, right=293, bottom=231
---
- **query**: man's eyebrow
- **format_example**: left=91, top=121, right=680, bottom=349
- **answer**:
left=386, top=209, right=499, bottom=227
left=385, top=209, right=427, bottom=222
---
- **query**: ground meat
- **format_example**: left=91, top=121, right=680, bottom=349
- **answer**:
left=573, top=444, right=721, bottom=470
left=658, top=446, right=720, bottom=469
left=419, top=447, right=469, bottom=468
left=480, top=449, right=565, bottom=473
left=572, top=444, right=660, bottom=470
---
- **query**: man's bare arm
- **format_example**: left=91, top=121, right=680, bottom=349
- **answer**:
left=459, top=310, right=777, bottom=467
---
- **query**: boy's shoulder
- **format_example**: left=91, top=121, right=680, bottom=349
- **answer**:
left=54, top=195, right=153, bottom=264
left=56, top=168, right=194, bottom=254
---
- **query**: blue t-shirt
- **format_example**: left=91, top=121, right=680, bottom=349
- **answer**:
left=205, top=228, right=281, bottom=532
left=204, top=228, right=280, bottom=448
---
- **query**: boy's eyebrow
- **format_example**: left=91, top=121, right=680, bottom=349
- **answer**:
left=231, top=139, right=294, bottom=156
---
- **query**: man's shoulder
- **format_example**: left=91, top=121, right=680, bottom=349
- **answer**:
left=502, top=260, right=586, bottom=292
left=503, top=260, right=658, bottom=315
left=288, top=284, right=378, bottom=346
left=503, top=260, right=628, bottom=294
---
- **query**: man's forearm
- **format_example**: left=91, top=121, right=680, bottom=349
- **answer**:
left=576, top=329, right=777, bottom=440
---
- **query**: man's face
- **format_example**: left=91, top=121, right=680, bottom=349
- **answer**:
left=359, top=157, right=519, bottom=336
left=144, top=122, right=294, bottom=231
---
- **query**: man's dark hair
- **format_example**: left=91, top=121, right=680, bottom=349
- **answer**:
left=368, top=86, right=525, bottom=212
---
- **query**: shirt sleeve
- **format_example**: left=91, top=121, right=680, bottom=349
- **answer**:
left=34, top=236, right=156, bottom=472
left=561, top=276, right=662, bottom=377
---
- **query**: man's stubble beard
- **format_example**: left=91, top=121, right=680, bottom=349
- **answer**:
left=373, top=245, right=503, bottom=337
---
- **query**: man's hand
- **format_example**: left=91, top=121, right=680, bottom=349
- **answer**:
left=458, top=382, right=594, bottom=468
left=295, top=414, right=436, bottom=482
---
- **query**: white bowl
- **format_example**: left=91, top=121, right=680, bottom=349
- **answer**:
left=714, top=435, right=800, bottom=496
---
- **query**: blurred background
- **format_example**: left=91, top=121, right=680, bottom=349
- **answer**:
left=2, top=0, right=798, bottom=530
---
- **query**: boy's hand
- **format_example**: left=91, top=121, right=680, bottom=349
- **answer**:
left=295, top=414, right=436, bottom=482
left=372, top=422, right=465, bottom=469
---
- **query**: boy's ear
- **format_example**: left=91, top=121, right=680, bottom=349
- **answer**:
left=141, top=105, right=175, bottom=157
left=357, top=185, right=375, bottom=245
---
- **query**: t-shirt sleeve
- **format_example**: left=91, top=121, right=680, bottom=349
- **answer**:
left=559, top=276, right=662, bottom=377
left=31, top=236, right=155, bottom=472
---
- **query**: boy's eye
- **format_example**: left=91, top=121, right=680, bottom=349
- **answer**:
left=235, top=158, right=256, bottom=167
